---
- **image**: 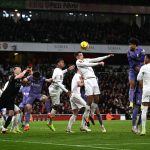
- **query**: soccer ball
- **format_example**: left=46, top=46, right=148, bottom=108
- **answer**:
left=80, top=41, right=89, bottom=50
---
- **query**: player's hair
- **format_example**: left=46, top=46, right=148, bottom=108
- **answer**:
left=74, top=51, right=82, bottom=57
left=146, top=54, right=150, bottom=60
left=128, top=38, right=139, bottom=46
left=55, top=58, right=64, bottom=64
left=33, top=71, right=40, bottom=79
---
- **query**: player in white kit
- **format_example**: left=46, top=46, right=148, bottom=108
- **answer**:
left=75, top=51, right=114, bottom=131
left=137, top=54, right=150, bottom=135
left=66, top=70, right=89, bottom=133
left=48, top=58, right=74, bottom=131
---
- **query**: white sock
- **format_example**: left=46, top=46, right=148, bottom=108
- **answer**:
left=15, top=113, right=21, bottom=129
left=141, top=106, right=148, bottom=132
left=67, top=114, right=76, bottom=131
left=91, top=103, right=98, bottom=116
left=11, top=116, right=16, bottom=130
left=81, top=105, right=90, bottom=128
left=0, top=117, right=3, bottom=129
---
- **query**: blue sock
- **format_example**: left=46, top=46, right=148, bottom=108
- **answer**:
left=25, top=112, right=30, bottom=124
left=97, top=114, right=103, bottom=126
left=132, top=107, right=139, bottom=126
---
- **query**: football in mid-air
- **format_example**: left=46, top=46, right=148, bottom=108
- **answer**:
left=80, top=41, right=89, bottom=50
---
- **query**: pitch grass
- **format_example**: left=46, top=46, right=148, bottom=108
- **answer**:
left=0, top=120, right=150, bottom=150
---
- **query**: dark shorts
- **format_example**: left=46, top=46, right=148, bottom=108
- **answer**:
left=0, top=96, right=15, bottom=111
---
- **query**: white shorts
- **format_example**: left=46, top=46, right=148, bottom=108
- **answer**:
left=142, top=91, right=150, bottom=103
left=84, top=78, right=100, bottom=96
left=70, top=93, right=86, bottom=110
left=49, top=86, right=63, bottom=105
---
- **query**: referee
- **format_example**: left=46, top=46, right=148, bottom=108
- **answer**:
left=0, top=67, right=29, bottom=133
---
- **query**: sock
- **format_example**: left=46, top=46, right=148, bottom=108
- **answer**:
left=91, top=103, right=97, bottom=116
left=15, top=113, right=21, bottom=129
left=4, top=116, right=12, bottom=128
left=48, top=108, right=56, bottom=125
left=97, top=114, right=103, bottom=127
left=141, top=106, right=148, bottom=132
left=45, top=100, right=51, bottom=113
left=25, top=112, right=30, bottom=125
left=81, top=105, right=90, bottom=128
left=11, top=116, right=16, bottom=130
left=67, top=114, right=76, bottom=131
left=0, top=117, right=3, bottom=129
left=132, top=107, right=139, bottom=127
left=129, top=88, right=135, bottom=102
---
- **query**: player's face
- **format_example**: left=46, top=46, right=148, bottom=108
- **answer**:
left=129, top=43, right=136, bottom=50
left=14, top=67, right=22, bottom=75
left=58, top=60, right=65, bottom=68
left=77, top=53, right=84, bottom=60
left=144, top=56, right=149, bottom=64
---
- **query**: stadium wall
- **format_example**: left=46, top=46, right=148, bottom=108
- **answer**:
left=32, top=114, right=126, bottom=121
left=0, top=42, right=150, bottom=54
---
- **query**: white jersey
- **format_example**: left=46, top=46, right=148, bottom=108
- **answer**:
left=137, top=64, right=150, bottom=92
left=76, top=56, right=109, bottom=79
left=50, top=68, right=68, bottom=92
left=71, top=73, right=81, bottom=95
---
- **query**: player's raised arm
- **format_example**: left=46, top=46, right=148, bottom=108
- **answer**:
left=88, top=54, right=114, bottom=63
left=76, top=60, right=104, bottom=67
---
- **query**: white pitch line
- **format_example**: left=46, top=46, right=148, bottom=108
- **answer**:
left=1, top=139, right=130, bottom=150
left=90, top=143, right=150, bottom=146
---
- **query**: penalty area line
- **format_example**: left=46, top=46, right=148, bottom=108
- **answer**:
left=1, top=139, right=130, bottom=150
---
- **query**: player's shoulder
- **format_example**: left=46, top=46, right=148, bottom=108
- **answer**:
left=141, top=64, right=148, bottom=70
left=76, top=59, right=83, bottom=63
left=138, top=47, right=145, bottom=53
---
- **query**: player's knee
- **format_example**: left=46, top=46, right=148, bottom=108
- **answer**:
left=52, top=104, right=60, bottom=111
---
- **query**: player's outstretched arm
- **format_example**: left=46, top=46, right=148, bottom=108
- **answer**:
left=88, top=54, right=114, bottom=63
left=63, top=65, right=75, bottom=74
left=45, top=78, right=53, bottom=83
left=76, top=61, right=104, bottom=67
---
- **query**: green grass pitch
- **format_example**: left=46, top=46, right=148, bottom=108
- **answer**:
left=0, top=120, right=150, bottom=150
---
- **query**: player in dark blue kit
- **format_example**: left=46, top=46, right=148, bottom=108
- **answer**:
left=127, top=38, right=145, bottom=133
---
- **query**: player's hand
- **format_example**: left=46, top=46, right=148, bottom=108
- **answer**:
left=68, top=65, right=75, bottom=71
left=109, top=54, right=114, bottom=57
left=98, top=61, right=105, bottom=66
left=66, top=91, right=72, bottom=97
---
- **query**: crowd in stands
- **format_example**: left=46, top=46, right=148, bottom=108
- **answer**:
left=0, top=63, right=130, bottom=116
left=0, top=17, right=150, bottom=44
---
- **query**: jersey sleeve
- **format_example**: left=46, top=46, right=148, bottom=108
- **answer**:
left=88, top=55, right=110, bottom=63
left=76, top=60, right=99, bottom=67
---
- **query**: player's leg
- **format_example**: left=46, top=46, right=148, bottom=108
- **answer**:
left=93, top=95, right=106, bottom=133
left=14, top=105, right=22, bottom=133
left=128, top=70, right=136, bottom=108
left=140, top=91, right=150, bottom=136
left=81, top=79, right=93, bottom=127
left=24, top=104, right=32, bottom=131
left=2, top=98, right=15, bottom=133
left=66, top=108, right=78, bottom=133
